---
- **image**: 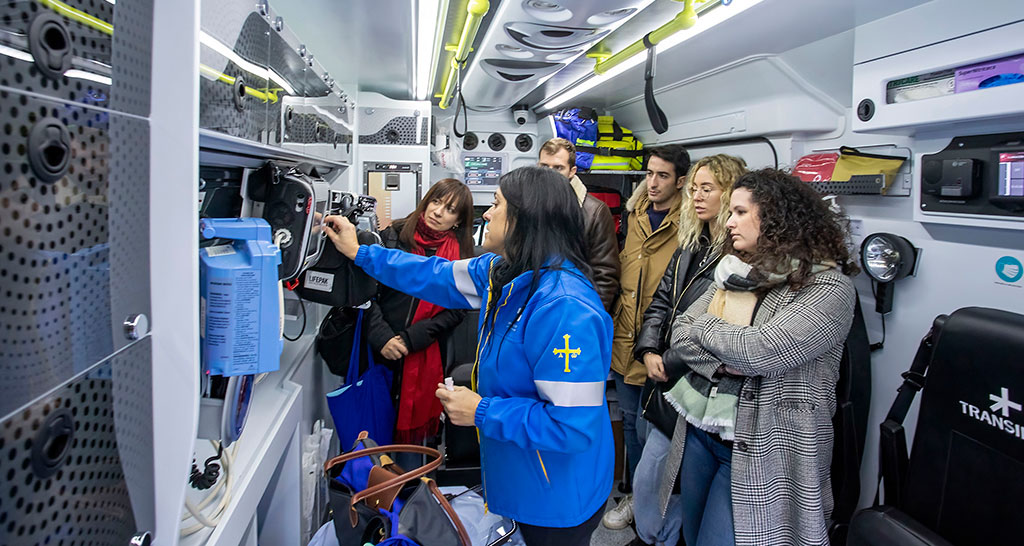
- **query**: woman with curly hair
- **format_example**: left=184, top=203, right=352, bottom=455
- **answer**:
left=656, top=168, right=859, bottom=546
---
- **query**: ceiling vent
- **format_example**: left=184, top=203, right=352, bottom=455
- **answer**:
left=460, top=0, right=653, bottom=112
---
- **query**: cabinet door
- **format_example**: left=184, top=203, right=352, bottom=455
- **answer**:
left=199, top=1, right=271, bottom=143
left=0, top=338, right=155, bottom=544
left=0, top=0, right=153, bottom=116
left=266, top=19, right=309, bottom=155
left=0, top=91, right=150, bottom=420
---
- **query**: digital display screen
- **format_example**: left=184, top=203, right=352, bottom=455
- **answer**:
left=464, top=155, right=503, bottom=186
left=998, top=152, right=1024, bottom=197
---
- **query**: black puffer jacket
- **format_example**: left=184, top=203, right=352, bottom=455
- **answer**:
left=363, top=219, right=466, bottom=372
left=634, top=239, right=722, bottom=438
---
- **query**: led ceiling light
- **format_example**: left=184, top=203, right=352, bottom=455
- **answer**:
left=860, top=233, right=918, bottom=314
left=415, top=0, right=444, bottom=100
left=537, top=0, right=764, bottom=113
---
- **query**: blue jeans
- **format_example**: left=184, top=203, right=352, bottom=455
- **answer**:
left=634, top=427, right=682, bottom=546
left=679, top=426, right=735, bottom=546
left=613, top=372, right=643, bottom=486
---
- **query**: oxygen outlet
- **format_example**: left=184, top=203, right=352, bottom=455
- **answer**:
left=29, top=14, right=72, bottom=80
left=28, top=118, right=72, bottom=184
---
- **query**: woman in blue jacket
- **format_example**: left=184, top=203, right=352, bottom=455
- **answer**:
left=324, top=166, right=614, bottom=546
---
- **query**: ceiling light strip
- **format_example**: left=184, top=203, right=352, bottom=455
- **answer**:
left=427, top=0, right=451, bottom=100
left=538, top=0, right=764, bottom=113
left=416, top=0, right=445, bottom=100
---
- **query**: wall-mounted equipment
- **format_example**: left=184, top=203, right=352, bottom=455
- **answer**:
left=513, top=105, right=530, bottom=126
left=296, top=193, right=382, bottom=307
left=246, top=162, right=331, bottom=281
left=794, top=146, right=909, bottom=196
left=861, top=233, right=919, bottom=315
left=463, top=153, right=506, bottom=187
left=487, top=132, right=506, bottom=151
left=515, top=133, right=534, bottom=153
left=919, top=132, right=1024, bottom=223
left=199, top=218, right=283, bottom=376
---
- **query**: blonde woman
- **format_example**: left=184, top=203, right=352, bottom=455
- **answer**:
left=627, top=154, right=747, bottom=546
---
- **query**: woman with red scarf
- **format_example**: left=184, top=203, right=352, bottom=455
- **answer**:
left=363, top=178, right=476, bottom=453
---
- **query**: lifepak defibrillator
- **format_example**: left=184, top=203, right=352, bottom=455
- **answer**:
left=295, top=192, right=381, bottom=307
left=245, top=162, right=332, bottom=282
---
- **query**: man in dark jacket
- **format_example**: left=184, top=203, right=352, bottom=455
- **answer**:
left=538, top=138, right=620, bottom=312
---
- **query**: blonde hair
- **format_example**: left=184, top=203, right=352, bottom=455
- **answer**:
left=677, top=154, right=747, bottom=250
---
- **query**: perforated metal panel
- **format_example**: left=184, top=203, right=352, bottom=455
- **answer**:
left=0, top=90, right=150, bottom=420
left=199, top=11, right=270, bottom=142
left=359, top=116, right=428, bottom=146
left=0, top=339, right=151, bottom=545
left=0, top=0, right=153, bottom=117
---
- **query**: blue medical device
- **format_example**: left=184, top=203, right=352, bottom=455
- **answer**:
left=200, top=218, right=283, bottom=376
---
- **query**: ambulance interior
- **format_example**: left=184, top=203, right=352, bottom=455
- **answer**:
left=1, top=0, right=1023, bottom=545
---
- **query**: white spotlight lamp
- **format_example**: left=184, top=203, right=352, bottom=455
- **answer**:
left=860, top=233, right=918, bottom=315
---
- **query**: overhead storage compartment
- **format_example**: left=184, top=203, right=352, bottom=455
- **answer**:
left=851, top=19, right=1024, bottom=134
left=459, top=0, right=653, bottom=111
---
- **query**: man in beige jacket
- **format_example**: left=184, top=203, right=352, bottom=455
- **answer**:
left=604, top=144, right=690, bottom=530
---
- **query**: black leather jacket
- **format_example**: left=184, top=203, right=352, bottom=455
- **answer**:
left=635, top=240, right=722, bottom=438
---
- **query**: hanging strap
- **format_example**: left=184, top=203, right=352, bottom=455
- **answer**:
left=643, top=34, right=669, bottom=135
left=452, top=63, right=469, bottom=138
left=875, top=315, right=946, bottom=507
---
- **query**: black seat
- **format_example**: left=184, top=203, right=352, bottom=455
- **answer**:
left=437, top=309, right=481, bottom=486
left=849, top=307, right=1024, bottom=546
left=829, top=297, right=873, bottom=545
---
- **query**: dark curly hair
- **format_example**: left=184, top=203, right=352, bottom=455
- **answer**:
left=731, top=168, right=859, bottom=288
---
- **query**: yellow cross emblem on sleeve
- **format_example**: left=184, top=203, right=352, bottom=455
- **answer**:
left=553, top=334, right=581, bottom=373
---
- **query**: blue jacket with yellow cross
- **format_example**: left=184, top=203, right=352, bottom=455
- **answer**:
left=354, top=244, right=614, bottom=527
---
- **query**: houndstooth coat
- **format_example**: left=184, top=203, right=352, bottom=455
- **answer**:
left=658, top=269, right=856, bottom=546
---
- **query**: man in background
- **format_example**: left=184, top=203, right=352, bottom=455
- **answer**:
left=538, top=138, right=620, bottom=312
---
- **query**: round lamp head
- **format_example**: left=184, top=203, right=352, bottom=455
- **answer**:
left=861, top=233, right=915, bottom=283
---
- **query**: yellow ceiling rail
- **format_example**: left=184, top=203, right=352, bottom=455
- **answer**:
left=199, top=64, right=280, bottom=103
left=437, top=0, right=489, bottom=109
left=594, top=0, right=699, bottom=76
left=38, top=0, right=113, bottom=35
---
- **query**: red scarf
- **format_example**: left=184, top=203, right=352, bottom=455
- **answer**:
left=395, top=217, right=462, bottom=443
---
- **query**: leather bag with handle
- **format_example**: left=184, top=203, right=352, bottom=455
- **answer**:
left=324, top=436, right=471, bottom=546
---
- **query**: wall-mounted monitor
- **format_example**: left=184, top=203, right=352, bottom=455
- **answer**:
left=463, top=153, right=505, bottom=187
